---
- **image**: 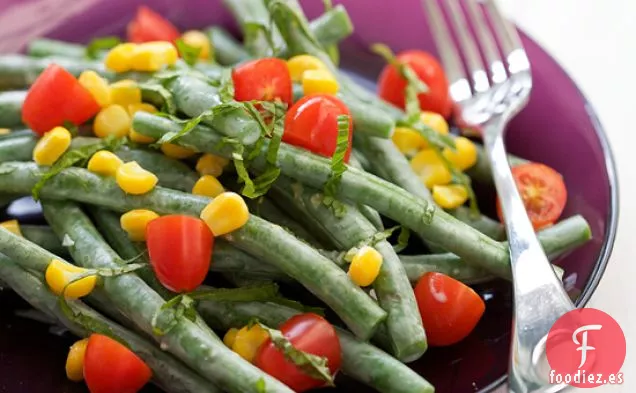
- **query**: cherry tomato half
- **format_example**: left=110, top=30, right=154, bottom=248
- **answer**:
left=415, top=272, right=485, bottom=346
left=127, top=6, right=180, bottom=43
left=496, top=163, right=567, bottom=230
left=255, top=313, right=341, bottom=392
left=22, top=64, right=100, bottom=135
left=283, top=94, right=353, bottom=161
left=232, top=58, right=293, bottom=107
left=146, top=215, right=213, bottom=292
left=378, top=50, right=452, bottom=118
left=83, top=334, right=152, bottom=393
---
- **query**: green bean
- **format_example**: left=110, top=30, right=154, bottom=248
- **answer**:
left=310, top=5, right=354, bottom=46
left=348, top=152, right=385, bottom=231
left=20, top=225, right=68, bottom=257
left=270, top=176, right=426, bottom=362
left=39, top=201, right=294, bottom=393
left=223, top=0, right=285, bottom=57
left=27, top=38, right=87, bottom=58
left=0, top=256, right=220, bottom=393
left=0, top=129, right=33, bottom=141
left=465, top=142, right=529, bottom=185
left=206, top=27, right=251, bottom=65
left=197, top=301, right=434, bottom=393
left=0, top=91, right=26, bottom=128
left=0, top=162, right=386, bottom=339
left=0, top=134, right=36, bottom=161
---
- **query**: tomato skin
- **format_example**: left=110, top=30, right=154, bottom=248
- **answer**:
left=232, top=58, right=293, bottom=107
left=378, top=50, right=452, bottom=118
left=22, top=64, right=100, bottom=135
left=146, top=215, right=213, bottom=292
left=414, top=272, right=485, bottom=346
left=496, top=163, right=568, bottom=230
left=284, top=94, right=353, bottom=161
left=83, top=334, right=152, bottom=393
left=254, top=313, right=341, bottom=392
left=127, top=6, right=180, bottom=43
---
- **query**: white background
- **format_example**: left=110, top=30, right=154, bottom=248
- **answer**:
left=495, top=1, right=634, bottom=391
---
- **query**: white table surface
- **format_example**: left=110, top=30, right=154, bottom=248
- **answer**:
left=494, top=0, right=634, bottom=392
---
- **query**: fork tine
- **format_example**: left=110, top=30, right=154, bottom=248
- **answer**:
left=481, top=0, right=529, bottom=72
left=465, top=0, right=507, bottom=84
left=445, top=0, right=490, bottom=93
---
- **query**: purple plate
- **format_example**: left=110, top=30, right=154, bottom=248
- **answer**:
left=0, top=1, right=618, bottom=392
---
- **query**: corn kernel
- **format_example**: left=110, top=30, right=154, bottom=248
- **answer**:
left=120, top=209, right=159, bottom=241
left=432, top=185, right=469, bottom=209
left=109, top=80, right=142, bottom=108
left=392, top=127, right=427, bottom=155
left=0, top=219, right=22, bottom=237
left=78, top=70, right=111, bottom=108
left=66, top=338, right=89, bottom=382
left=231, top=325, right=269, bottom=363
left=87, top=150, right=123, bottom=177
left=45, top=259, right=97, bottom=299
left=287, top=54, right=330, bottom=82
left=93, top=105, right=131, bottom=139
left=302, top=69, right=339, bottom=96
left=410, top=149, right=452, bottom=188
left=161, top=143, right=197, bottom=159
left=420, top=111, right=449, bottom=135
left=128, top=103, right=158, bottom=144
left=128, top=129, right=156, bottom=144
left=33, top=126, right=72, bottom=166
left=104, top=43, right=137, bottom=73
left=116, top=161, right=158, bottom=195
left=223, top=328, right=239, bottom=348
left=181, top=30, right=213, bottom=60
left=0, top=128, right=10, bottom=135
left=131, top=41, right=179, bottom=72
left=443, top=137, right=478, bottom=171
left=192, top=175, right=225, bottom=198
left=127, top=103, right=158, bottom=117
left=200, top=192, right=249, bottom=236
left=196, top=154, right=229, bottom=177
left=348, top=246, right=383, bottom=287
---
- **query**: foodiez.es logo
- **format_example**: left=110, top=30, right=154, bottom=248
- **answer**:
left=546, top=308, right=626, bottom=388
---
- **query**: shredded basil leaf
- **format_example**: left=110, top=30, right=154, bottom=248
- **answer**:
left=175, top=38, right=202, bottom=67
left=321, top=115, right=350, bottom=216
left=188, top=283, right=281, bottom=302
left=322, top=0, right=333, bottom=11
left=393, top=227, right=411, bottom=253
left=217, top=69, right=235, bottom=103
left=85, top=36, right=121, bottom=60
left=138, top=81, right=177, bottom=115
left=256, top=378, right=267, bottom=393
left=243, top=22, right=279, bottom=56
left=62, top=121, right=79, bottom=137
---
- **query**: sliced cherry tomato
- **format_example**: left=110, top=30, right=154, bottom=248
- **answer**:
left=254, top=313, right=341, bottom=392
left=496, top=163, right=567, bottom=230
left=232, top=58, right=293, bottom=107
left=378, top=50, right=452, bottom=118
left=283, top=94, right=353, bottom=161
left=146, top=215, right=213, bottom=292
left=127, top=6, right=180, bottom=43
left=83, top=334, right=151, bottom=393
left=22, top=64, right=100, bottom=135
left=414, top=272, right=485, bottom=346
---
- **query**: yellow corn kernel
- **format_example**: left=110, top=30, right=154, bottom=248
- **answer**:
left=131, top=41, right=179, bottom=72
left=181, top=30, right=213, bottom=60
left=287, top=54, right=330, bottom=82
left=348, top=246, right=383, bottom=287
left=392, top=127, right=427, bottom=155
left=78, top=70, right=111, bottom=108
left=87, top=150, right=123, bottom=177
left=33, top=126, right=72, bottom=166
left=192, top=175, right=225, bottom=198
left=196, top=153, right=229, bottom=177
left=0, top=128, right=10, bottom=135
left=223, top=328, right=239, bottom=348
left=161, top=143, right=197, bottom=159
left=45, top=259, right=97, bottom=299
left=302, top=69, right=339, bottom=96
left=116, top=161, right=158, bottom=195
left=109, top=80, right=142, bottom=108
left=410, top=149, right=452, bottom=188
left=432, top=185, right=469, bottom=209
left=231, top=325, right=269, bottom=363
left=200, top=192, right=249, bottom=236
left=443, top=137, right=478, bottom=171
left=104, top=43, right=137, bottom=73
left=93, top=105, right=131, bottom=139
left=65, top=338, right=89, bottom=382
left=420, top=111, right=449, bottom=135
left=128, top=103, right=158, bottom=144
left=120, top=209, right=159, bottom=241
left=0, top=219, right=22, bottom=237
left=129, top=129, right=156, bottom=144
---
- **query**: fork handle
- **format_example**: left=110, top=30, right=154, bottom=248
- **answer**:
left=482, top=118, right=574, bottom=390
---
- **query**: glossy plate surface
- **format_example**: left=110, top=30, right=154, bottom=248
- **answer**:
left=0, top=1, right=618, bottom=392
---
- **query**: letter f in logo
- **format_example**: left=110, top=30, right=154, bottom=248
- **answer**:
left=572, top=324, right=602, bottom=369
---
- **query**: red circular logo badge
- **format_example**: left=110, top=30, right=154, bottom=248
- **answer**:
left=546, top=308, right=626, bottom=388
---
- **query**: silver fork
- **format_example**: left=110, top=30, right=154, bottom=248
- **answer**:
left=421, top=0, right=575, bottom=392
